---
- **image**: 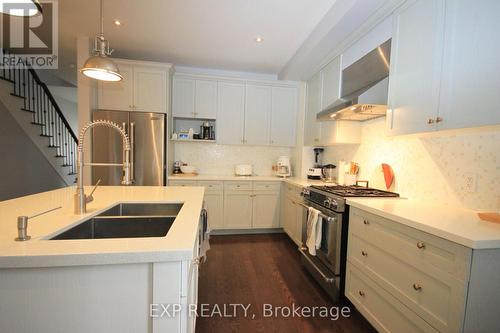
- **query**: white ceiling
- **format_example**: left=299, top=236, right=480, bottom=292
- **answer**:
left=56, top=0, right=337, bottom=84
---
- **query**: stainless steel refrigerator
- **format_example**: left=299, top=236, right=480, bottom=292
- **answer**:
left=92, top=110, right=166, bottom=186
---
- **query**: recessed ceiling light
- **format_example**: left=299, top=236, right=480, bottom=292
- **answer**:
left=113, top=19, right=122, bottom=26
left=255, top=37, right=263, bottom=43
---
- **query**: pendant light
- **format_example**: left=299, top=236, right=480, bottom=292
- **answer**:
left=0, top=0, right=42, bottom=16
left=80, top=0, right=122, bottom=82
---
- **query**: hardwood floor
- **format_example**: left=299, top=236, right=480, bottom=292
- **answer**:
left=196, top=233, right=376, bottom=333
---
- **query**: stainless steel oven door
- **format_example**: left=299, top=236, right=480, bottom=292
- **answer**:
left=300, top=200, right=343, bottom=275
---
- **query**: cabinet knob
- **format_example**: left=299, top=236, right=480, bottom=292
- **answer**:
left=358, top=290, right=365, bottom=297
left=435, top=116, right=443, bottom=123
left=416, top=241, right=426, bottom=249
left=427, top=118, right=435, bottom=124
left=363, top=219, right=370, bottom=225
left=129, top=105, right=132, bottom=109
left=361, top=250, right=368, bottom=257
left=413, top=283, right=422, bottom=291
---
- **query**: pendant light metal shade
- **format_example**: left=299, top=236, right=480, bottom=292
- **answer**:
left=80, top=0, right=122, bottom=82
left=81, top=55, right=122, bottom=82
left=0, top=0, right=41, bottom=16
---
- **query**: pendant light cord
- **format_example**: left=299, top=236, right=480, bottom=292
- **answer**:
left=100, top=0, right=104, bottom=37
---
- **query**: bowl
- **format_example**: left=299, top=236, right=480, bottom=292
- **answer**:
left=180, top=165, right=197, bottom=174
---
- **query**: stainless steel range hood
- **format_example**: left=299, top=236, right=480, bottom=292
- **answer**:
left=317, top=39, right=391, bottom=121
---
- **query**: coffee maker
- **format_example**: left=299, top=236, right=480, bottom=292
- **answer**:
left=276, top=156, right=291, bottom=177
left=200, top=121, right=215, bottom=140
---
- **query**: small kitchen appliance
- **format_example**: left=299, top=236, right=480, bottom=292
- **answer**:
left=235, top=164, right=253, bottom=176
left=300, top=185, right=399, bottom=300
left=307, top=147, right=324, bottom=179
left=200, top=121, right=215, bottom=140
left=276, top=156, right=291, bottom=177
left=321, top=164, right=336, bottom=183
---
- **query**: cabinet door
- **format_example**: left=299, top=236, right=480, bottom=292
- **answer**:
left=217, top=82, right=245, bottom=145
left=204, top=193, right=224, bottom=230
left=172, top=77, right=195, bottom=118
left=320, top=56, right=341, bottom=110
left=283, top=196, right=296, bottom=239
left=304, top=73, right=322, bottom=146
left=438, top=0, right=500, bottom=130
left=97, top=64, right=134, bottom=111
left=195, top=80, right=217, bottom=119
left=386, top=0, right=445, bottom=135
left=244, top=84, right=271, bottom=145
left=252, top=192, right=280, bottom=228
left=270, top=86, right=298, bottom=147
left=133, top=66, right=167, bottom=113
left=223, top=192, right=252, bottom=229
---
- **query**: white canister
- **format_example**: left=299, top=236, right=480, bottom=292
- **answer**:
left=344, top=174, right=357, bottom=186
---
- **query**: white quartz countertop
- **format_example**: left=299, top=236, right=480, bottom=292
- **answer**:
left=0, top=186, right=204, bottom=268
left=168, top=174, right=324, bottom=188
left=347, top=198, right=500, bottom=249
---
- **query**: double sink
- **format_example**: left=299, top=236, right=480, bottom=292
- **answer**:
left=50, top=203, right=183, bottom=240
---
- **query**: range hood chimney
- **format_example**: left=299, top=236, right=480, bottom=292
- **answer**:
left=317, top=39, right=391, bottom=121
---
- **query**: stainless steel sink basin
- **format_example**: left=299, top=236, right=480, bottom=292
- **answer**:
left=49, top=203, right=183, bottom=240
left=97, top=203, right=183, bottom=217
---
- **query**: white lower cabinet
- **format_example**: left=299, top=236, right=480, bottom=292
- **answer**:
left=223, top=189, right=253, bottom=229
left=224, top=181, right=280, bottom=229
left=347, top=207, right=500, bottom=333
left=281, top=183, right=304, bottom=245
left=169, top=180, right=281, bottom=230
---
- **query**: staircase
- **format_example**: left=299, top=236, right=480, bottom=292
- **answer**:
left=0, top=50, right=78, bottom=185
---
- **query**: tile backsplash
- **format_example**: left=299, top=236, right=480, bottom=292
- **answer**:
left=173, top=142, right=291, bottom=176
left=323, top=118, right=500, bottom=210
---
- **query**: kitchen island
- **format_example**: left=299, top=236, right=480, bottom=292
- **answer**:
left=0, top=186, right=205, bottom=333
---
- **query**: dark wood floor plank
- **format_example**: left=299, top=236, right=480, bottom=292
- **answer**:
left=196, top=233, right=375, bottom=333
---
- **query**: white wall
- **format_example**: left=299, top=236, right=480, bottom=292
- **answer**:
left=322, top=118, right=500, bottom=210
left=174, top=143, right=291, bottom=176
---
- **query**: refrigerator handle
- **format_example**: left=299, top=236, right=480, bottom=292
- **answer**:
left=130, top=122, right=135, bottom=183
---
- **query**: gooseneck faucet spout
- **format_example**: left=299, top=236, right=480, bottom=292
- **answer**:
left=74, top=120, right=132, bottom=214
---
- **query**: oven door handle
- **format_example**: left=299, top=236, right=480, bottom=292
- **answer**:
left=294, top=201, right=335, bottom=223
left=300, top=250, right=336, bottom=284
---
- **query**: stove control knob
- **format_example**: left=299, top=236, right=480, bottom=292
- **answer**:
left=330, top=199, right=338, bottom=209
left=323, top=198, right=332, bottom=208
left=301, top=189, right=310, bottom=197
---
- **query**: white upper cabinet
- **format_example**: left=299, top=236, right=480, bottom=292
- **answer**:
left=437, top=0, right=500, bottom=130
left=98, top=61, right=170, bottom=113
left=217, top=81, right=245, bottom=145
left=172, top=77, right=218, bottom=119
left=133, top=66, right=167, bottom=113
left=172, top=77, right=195, bottom=118
left=195, top=80, right=217, bottom=119
left=387, top=0, right=445, bottom=136
left=271, top=86, right=298, bottom=147
left=244, top=84, right=272, bottom=145
left=320, top=56, right=342, bottom=110
left=304, top=73, right=322, bottom=146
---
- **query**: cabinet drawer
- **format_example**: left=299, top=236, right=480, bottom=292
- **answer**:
left=349, top=208, right=471, bottom=281
left=284, top=183, right=302, bottom=199
left=224, top=182, right=252, bottom=192
left=253, top=182, right=280, bottom=192
left=346, top=263, right=439, bottom=333
left=169, top=180, right=197, bottom=187
left=349, top=235, right=466, bottom=333
left=198, top=181, right=223, bottom=193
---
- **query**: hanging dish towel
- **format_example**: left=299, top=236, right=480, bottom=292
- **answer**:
left=306, top=207, right=323, bottom=256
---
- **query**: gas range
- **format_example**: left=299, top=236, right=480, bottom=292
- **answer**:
left=302, top=185, right=399, bottom=212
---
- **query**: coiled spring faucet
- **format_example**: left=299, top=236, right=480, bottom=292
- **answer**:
left=74, top=120, right=132, bottom=214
